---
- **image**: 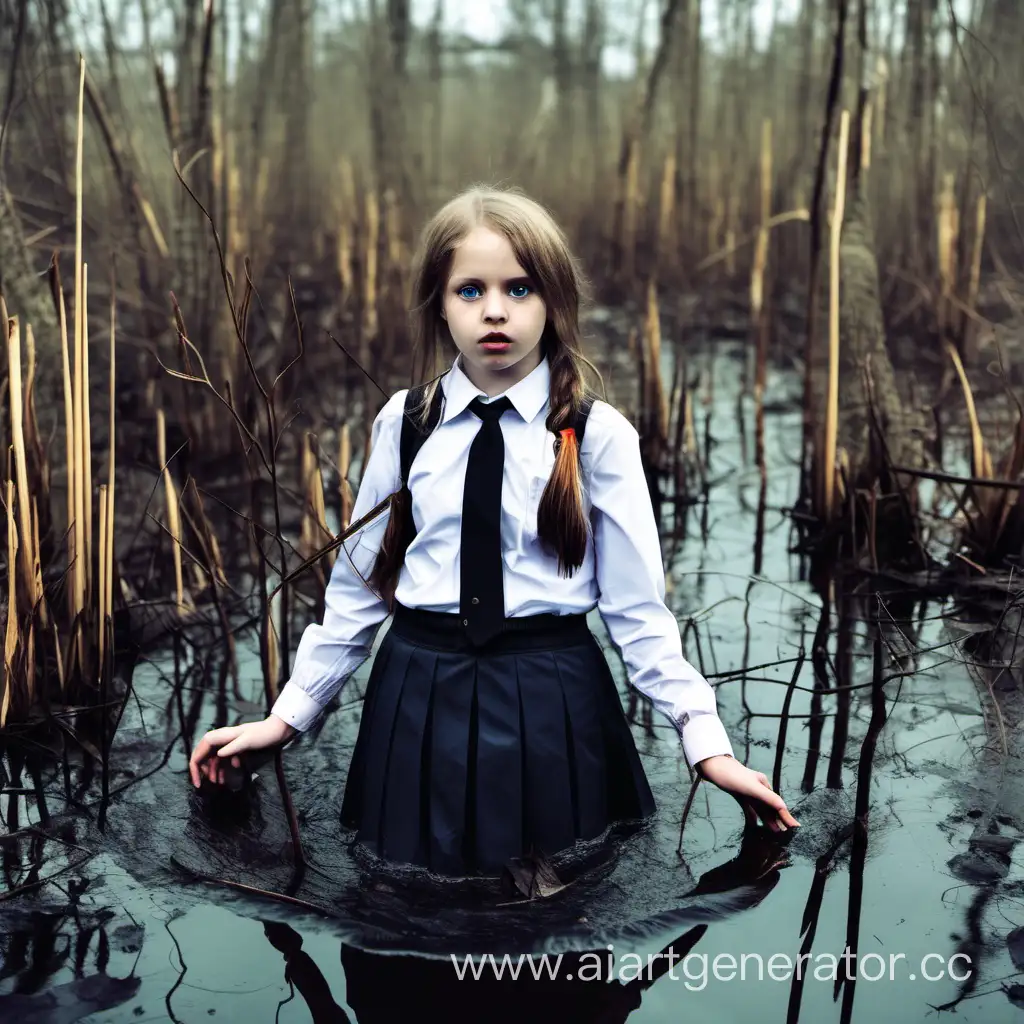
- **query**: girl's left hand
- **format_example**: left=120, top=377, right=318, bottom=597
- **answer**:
left=696, top=755, right=800, bottom=833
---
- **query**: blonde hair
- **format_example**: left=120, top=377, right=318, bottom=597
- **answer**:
left=369, top=185, right=602, bottom=605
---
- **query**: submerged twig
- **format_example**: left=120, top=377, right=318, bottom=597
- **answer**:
left=169, top=856, right=331, bottom=915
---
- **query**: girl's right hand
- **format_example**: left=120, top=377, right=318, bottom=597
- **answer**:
left=189, top=716, right=297, bottom=788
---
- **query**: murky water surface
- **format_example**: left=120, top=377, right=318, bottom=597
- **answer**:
left=1, top=338, right=1021, bottom=1022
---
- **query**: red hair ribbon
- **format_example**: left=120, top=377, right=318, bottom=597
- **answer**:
left=555, top=426, right=577, bottom=456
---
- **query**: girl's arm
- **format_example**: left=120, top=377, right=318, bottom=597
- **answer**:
left=269, top=390, right=406, bottom=733
left=585, top=401, right=734, bottom=769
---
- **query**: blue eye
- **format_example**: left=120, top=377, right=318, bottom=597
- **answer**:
left=509, top=283, right=531, bottom=298
left=457, top=284, right=480, bottom=300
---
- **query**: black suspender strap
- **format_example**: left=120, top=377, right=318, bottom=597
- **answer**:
left=399, top=382, right=445, bottom=488
left=571, top=394, right=595, bottom=447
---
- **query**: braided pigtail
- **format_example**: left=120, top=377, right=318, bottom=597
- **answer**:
left=366, top=380, right=442, bottom=608
left=536, top=344, right=592, bottom=577
left=367, top=485, right=413, bottom=611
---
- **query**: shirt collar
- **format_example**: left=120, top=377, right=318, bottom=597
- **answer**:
left=440, top=352, right=550, bottom=424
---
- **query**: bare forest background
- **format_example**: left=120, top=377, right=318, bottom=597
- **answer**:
left=1, top=0, right=1024, bottom=724
left=4, top=1, right=1023, bottom=393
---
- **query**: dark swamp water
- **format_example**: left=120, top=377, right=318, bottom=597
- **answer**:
left=1, top=333, right=1023, bottom=1023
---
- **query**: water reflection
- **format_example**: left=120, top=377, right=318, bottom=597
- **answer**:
left=262, top=828, right=788, bottom=1023
left=0, top=906, right=143, bottom=1022
left=3, top=339, right=1023, bottom=1021
left=0, top=822, right=785, bottom=1022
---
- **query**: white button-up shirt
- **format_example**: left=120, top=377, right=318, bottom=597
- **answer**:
left=271, top=354, right=734, bottom=768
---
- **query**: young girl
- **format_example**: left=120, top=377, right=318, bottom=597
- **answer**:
left=189, top=186, right=798, bottom=877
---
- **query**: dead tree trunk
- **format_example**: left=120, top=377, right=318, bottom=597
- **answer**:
left=837, top=194, right=925, bottom=501
left=832, top=9, right=927, bottom=565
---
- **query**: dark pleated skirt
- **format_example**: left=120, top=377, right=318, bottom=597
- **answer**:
left=340, top=603, right=657, bottom=877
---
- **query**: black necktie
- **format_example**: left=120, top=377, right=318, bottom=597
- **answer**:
left=460, top=396, right=514, bottom=645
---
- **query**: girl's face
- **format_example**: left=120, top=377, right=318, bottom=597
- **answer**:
left=441, top=224, right=547, bottom=393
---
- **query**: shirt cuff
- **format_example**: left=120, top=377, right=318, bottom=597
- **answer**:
left=675, top=711, right=734, bottom=769
left=270, top=681, right=327, bottom=733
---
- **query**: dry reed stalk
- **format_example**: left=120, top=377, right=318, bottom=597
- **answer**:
left=156, top=409, right=186, bottom=613
left=643, top=282, right=669, bottom=448
left=308, top=463, right=334, bottom=575
left=708, top=149, right=723, bottom=255
left=657, top=152, right=676, bottom=266
left=725, top=193, right=737, bottom=277
left=137, top=194, right=170, bottom=259
left=249, top=155, right=271, bottom=272
left=337, top=221, right=354, bottom=302
left=23, top=324, right=44, bottom=503
left=189, top=482, right=228, bottom=588
left=822, top=110, right=851, bottom=522
left=835, top=448, right=850, bottom=505
left=750, top=120, right=772, bottom=323
left=338, top=423, right=352, bottom=531
left=335, top=158, right=356, bottom=302
left=24, top=592, right=35, bottom=705
left=253, top=154, right=270, bottom=219
left=361, top=190, right=382, bottom=470
left=54, top=264, right=76, bottom=632
left=695, top=209, right=810, bottom=274
left=947, top=343, right=994, bottom=510
left=337, top=156, right=356, bottom=214
left=82, top=264, right=93, bottom=595
left=668, top=351, right=683, bottom=457
left=299, top=434, right=316, bottom=558
left=623, top=139, right=640, bottom=283
left=635, top=321, right=647, bottom=433
left=875, top=56, right=888, bottom=147
left=5, top=318, right=38, bottom=615
left=31, top=497, right=43, bottom=630
left=73, top=58, right=87, bottom=627
left=363, top=190, right=380, bottom=342
left=211, top=107, right=224, bottom=220
left=107, top=289, right=116, bottom=630
left=752, top=120, right=773, bottom=476
left=944, top=339, right=1024, bottom=560
left=1, top=478, right=18, bottom=727
left=937, top=173, right=958, bottom=339
left=98, top=484, right=108, bottom=669
left=860, top=99, right=873, bottom=171
left=219, top=126, right=240, bottom=280
left=263, top=597, right=279, bottom=702
left=962, top=192, right=987, bottom=353
left=683, top=383, right=697, bottom=455
left=206, top=529, right=227, bottom=589
left=104, top=483, right=114, bottom=645
left=227, top=162, right=242, bottom=278
left=384, top=188, right=403, bottom=271
left=710, top=196, right=724, bottom=255
left=3, top=315, right=40, bottom=710
left=967, top=193, right=987, bottom=310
